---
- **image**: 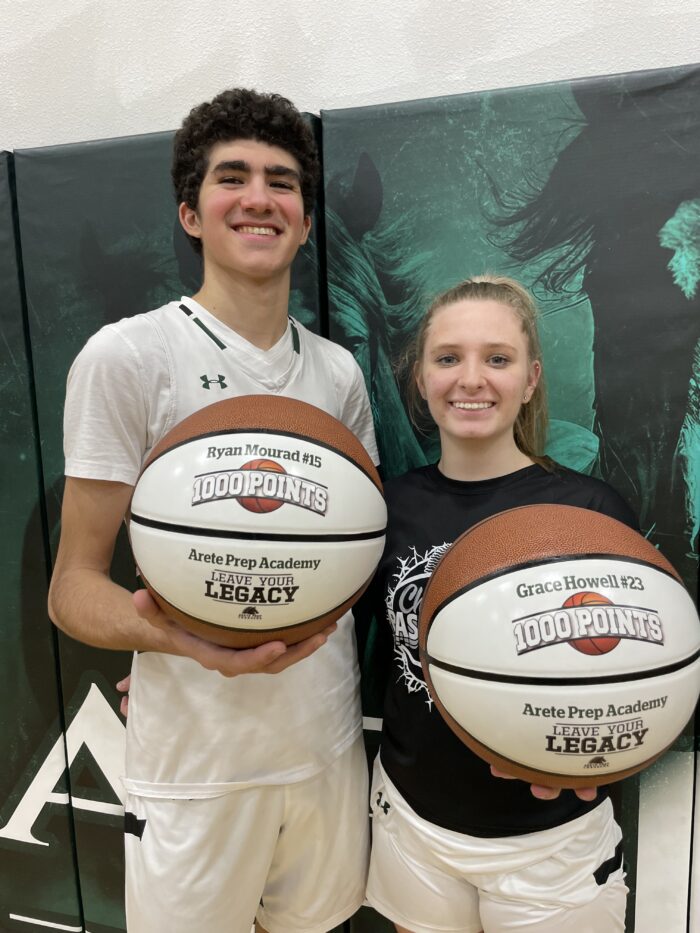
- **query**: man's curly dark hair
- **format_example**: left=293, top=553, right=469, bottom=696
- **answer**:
left=172, top=88, right=320, bottom=253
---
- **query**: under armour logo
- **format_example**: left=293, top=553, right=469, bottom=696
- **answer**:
left=200, top=374, right=228, bottom=390
left=375, top=791, right=390, bottom=815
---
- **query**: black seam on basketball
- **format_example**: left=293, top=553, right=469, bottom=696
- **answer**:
left=143, top=426, right=380, bottom=489
left=130, top=512, right=386, bottom=542
left=421, top=647, right=700, bottom=686
left=426, top=553, right=682, bottom=624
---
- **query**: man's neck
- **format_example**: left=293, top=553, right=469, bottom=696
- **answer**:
left=192, top=270, right=291, bottom=350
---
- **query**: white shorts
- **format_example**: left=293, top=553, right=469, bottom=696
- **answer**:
left=124, top=736, right=369, bottom=933
left=366, top=758, right=627, bottom=933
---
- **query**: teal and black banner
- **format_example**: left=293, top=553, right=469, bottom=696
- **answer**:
left=2, top=122, right=328, bottom=933
left=0, top=153, right=84, bottom=929
left=323, top=63, right=700, bottom=932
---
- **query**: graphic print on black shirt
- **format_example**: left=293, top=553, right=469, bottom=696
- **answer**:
left=385, top=543, right=451, bottom=707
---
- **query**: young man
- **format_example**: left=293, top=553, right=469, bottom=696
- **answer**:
left=48, top=89, right=378, bottom=933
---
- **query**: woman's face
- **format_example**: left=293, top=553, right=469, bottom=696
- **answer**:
left=416, top=298, right=541, bottom=450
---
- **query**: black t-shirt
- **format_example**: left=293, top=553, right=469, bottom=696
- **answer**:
left=360, top=462, right=637, bottom=837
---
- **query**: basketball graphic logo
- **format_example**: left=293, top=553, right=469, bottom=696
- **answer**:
left=419, top=503, right=700, bottom=786
left=238, top=459, right=286, bottom=513
left=564, top=592, right=620, bottom=655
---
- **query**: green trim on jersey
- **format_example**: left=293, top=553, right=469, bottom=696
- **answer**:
left=290, top=317, right=301, bottom=354
left=179, top=303, right=227, bottom=351
left=178, top=304, right=300, bottom=355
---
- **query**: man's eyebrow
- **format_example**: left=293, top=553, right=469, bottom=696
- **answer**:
left=211, top=160, right=248, bottom=173
left=265, top=164, right=301, bottom=182
left=211, top=160, right=300, bottom=182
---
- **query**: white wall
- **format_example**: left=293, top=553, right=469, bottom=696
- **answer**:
left=2, top=0, right=699, bottom=151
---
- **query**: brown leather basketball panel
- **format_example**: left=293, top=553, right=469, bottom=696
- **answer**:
left=142, top=395, right=380, bottom=489
left=420, top=505, right=679, bottom=631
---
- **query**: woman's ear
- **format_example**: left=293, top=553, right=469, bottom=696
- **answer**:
left=415, top=363, right=427, bottom=400
left=524, top=360, right=542, bottom=402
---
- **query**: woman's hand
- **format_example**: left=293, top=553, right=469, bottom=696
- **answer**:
left=490, top=765, right=598, bottom=802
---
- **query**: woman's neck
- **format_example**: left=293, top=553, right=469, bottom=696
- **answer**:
left=437, top=435, right=534, bottom=482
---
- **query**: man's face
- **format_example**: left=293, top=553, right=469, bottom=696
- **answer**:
left=179, top=138, right=311, bottom=283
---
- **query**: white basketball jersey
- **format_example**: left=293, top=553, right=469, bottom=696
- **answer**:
left=64, top=297, right=378, bottom=788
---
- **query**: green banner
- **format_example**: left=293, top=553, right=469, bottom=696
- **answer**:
left=0, top=152, right=83, bottom=930
left=323, top=63, right=700, bottom=932
left=12, top=124, right=326, bottom=932
left=3, top=70, right=699, bottom=929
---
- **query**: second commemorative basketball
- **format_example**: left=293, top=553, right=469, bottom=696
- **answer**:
left=128, top=395, right=386, bottom=647
left=419, top=504, right=700, bottom=787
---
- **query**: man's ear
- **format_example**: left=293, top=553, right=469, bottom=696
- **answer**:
left=300, top=215, right=312, bottom=245
left=178, top=202, right=202, bottom=241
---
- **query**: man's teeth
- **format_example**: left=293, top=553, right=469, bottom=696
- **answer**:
left=452, top=402, right=493, bottom=410
left=238, top=226, right=277, bottom=235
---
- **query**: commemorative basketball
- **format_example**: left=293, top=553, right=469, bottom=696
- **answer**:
left=128, top=395, right=386, bottom=647
left=419, top=504, right=700, bottom=787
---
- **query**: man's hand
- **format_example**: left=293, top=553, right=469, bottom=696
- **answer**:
left=133, top=589, right=336, bottom=677
left=490, top=765, right=598, bottom=802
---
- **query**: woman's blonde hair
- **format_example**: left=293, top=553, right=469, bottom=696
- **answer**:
left=404, top=274, right=550, bottom=467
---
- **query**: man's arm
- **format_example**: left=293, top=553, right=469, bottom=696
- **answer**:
left=48, top=477, right=333, bottom=676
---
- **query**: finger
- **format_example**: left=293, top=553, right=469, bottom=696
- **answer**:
left=168, top=621, right=337, bottom=676
left=529, top=784, right=561, bottom=800
left=120, top=695, right=129, bottom=717
left=116, top=675, right=131, bottom=692
left=490, top=766, right=518, bottom=781
left=261, top=623, right=337, bottom=674
left=261, top=634, right=328, bottom=674
left=490, top=766, right=585, bottom=801
left=132, top=589, right=177, bottom=636
left=530, top=784, right=598, bottom=801
left=132, top=588, right=162, bottom=621
left=191, top=638, right=289, bottom=676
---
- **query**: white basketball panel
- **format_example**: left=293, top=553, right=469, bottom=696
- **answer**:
left=426, top=558, right=700, bottom=676
left=130, top=525, right=385, bottom=631
left=132, top=432, right=386, bottom=534
left=429, top=660, right=700, bottom=779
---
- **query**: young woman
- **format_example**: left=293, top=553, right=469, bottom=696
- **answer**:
left=361, top=275, right=636, bottom=933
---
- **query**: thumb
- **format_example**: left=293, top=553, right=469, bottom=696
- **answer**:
left=133, top=588, right=163, bottom=622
